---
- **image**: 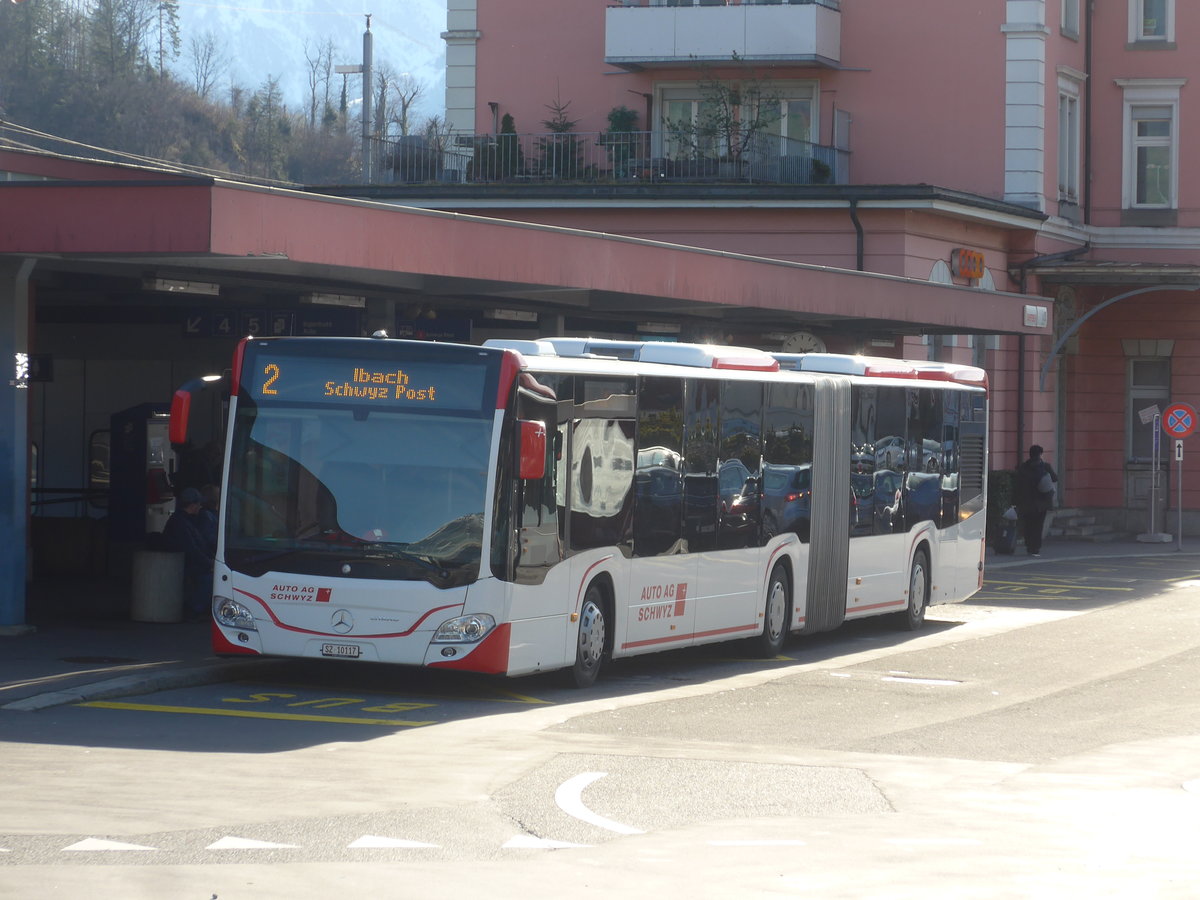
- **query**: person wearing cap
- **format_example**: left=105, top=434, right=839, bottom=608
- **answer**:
left=1013, top=444, right=1058, bottom=557
left=163, top=487, right=215, bottom=622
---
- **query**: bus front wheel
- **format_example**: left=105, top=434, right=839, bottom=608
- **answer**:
left=753, top=564, right=790, bottom=658
left=569, top=583, right=608, bottom=688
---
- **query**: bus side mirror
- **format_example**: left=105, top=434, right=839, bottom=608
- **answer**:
left=169, top=388, right=192, bottom=446
left=519, top=420, right=547, bottom=480
left=169, top=373, right=226, bottom=447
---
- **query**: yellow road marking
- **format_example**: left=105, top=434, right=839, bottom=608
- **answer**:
left=983, top=579, right=1133, bottom=592
left=78, top=700, right=435, bottom=727
left=480, top=687, right=553, bottom=705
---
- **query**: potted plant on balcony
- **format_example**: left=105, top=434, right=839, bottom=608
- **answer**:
left=497, top=113, right=524, bottom=179
left=539, top=94, right=589, bottom=180
left=601, top=105, right=639, bottom=179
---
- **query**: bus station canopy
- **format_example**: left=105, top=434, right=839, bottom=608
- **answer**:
left=0, top=148, right=1050, bottom=338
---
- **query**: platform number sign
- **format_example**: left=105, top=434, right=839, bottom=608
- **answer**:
left=1163, top=402, right=1197, bottom=439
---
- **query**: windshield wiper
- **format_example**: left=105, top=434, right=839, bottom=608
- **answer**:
left=356, top=543, right=450, bottom=579
left=236, top=546, right=337, bottom=567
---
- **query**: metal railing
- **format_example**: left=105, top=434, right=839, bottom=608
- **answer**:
left=372, top=130, right=848, bottom=187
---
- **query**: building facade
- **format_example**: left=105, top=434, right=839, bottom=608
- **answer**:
left=428, top=0, right=1200, bottom=535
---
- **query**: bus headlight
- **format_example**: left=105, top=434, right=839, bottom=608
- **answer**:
left=432, top=614, right=495, bottom=643
left=214, top=596, right=257, bottom=631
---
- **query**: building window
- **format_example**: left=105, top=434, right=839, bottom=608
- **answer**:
left=760, top=96, right=814, bottom=152
left=1057, top=82, right=1081, bottom=203
left=659, top=81, right=817, bottom=160
left=1127, top=358, right=1171, bottom=462
left=1129, top=0, right=1173, bottom=43
left=1130, top=106, right=1173, bottom=207
left=1062, top=0, right=1079, bottom=37
left=1118, top=80, right=1183, bottom=210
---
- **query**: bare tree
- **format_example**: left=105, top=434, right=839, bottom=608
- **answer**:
left=89, top=0, right=159, bottom=75
left=370, top=64, right=426, bottom=139
left=373, top=65, right=391, bottom=138
left=303, top=38, right=334, bottom=130
left=187, top=30, right=226, bottom=100
left=389, top=72, right=423, bottom=137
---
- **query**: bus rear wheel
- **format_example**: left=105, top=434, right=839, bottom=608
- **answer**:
left=899, top=548, right=930, bottom=631
left=753, top=564, right=790, bottom=658
left=569, top=583, right=608, bottom=688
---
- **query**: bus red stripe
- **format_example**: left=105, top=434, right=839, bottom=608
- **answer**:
left=233, top=588, right=461, bottom=638
left=622, top=622, right=757, bottom=650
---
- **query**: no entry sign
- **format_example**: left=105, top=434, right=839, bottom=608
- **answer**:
left=1163, top=402, right=1197, bottom=438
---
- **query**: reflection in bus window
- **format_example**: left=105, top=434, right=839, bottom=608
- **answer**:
left=717, top=380, right=762, bottom=549
left=635, top=376, right=684, bottom=557
left=569, top=417, right=635, bottom=552
left=684, top=379, right=719, bottom=552
left=226, top=405, right=490, bottom=584
left=763, top=382, right=814, bottom=542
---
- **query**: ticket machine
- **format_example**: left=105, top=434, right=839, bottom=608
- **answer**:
left=109, top=403, right=176, bottom=543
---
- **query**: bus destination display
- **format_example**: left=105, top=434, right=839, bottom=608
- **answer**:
left=246, top=355, right=488, bottom=411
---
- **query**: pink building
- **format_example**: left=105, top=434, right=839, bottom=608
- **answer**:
left=425, top=0, right=1200, bottom=536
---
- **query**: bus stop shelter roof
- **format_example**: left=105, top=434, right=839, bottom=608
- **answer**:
left=0, top=148, right=1050, bottom=338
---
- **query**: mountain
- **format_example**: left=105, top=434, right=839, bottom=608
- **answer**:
left=174, top=0, right=446, bottom=123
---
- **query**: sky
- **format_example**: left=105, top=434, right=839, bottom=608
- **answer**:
left=173, top=0, right=446, bottom=122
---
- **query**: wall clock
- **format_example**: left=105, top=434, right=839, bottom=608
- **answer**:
left=781, top=331, right=827, bottom=354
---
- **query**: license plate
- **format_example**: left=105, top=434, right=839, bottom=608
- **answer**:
left=321, top=642, right=361, bottom=659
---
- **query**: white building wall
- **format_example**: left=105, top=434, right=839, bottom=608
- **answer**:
left=1003, top=0, right=1049, bottom=210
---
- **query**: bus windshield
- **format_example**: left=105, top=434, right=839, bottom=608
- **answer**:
left=223, top=340, right=502, bottom=586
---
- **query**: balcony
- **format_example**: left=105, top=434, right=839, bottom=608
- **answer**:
left=370, top=130, right=848, bottom=188
left=605, top=0, right=841, bottom=70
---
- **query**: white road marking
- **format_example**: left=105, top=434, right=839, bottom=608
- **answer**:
left=503, top=835, right=590, bottom=849
left=885, top=837, right=984, bottom=846
left=555, top=771, right=645, bottom=835
left=881, top=676, right=962, bottom=686
left=348, top=835, right=439, bottom=849
left=708, top=839, right=806, bottom=847
left=206, top=836, right=300, bottom=850
left=63, top=838, right=155, bottom=852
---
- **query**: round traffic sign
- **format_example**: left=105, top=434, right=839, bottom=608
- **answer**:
left=1163, top=402, right=1197, bottom=438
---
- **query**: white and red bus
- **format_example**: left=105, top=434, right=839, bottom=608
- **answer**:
left=173, top=334, right=987, bottom=687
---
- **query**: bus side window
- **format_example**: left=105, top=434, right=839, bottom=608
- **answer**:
left=717, top=380, right=762, bottom=550
left=634, top=376, right=684, bottom=557
left=570, top=376, right=636, bottom=556
left=763, top=382, right=814, bottom=543
left=683, top=378, right=719, bottom=553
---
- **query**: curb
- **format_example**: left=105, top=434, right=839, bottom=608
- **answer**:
left=2, top=659, right=279, bottom=712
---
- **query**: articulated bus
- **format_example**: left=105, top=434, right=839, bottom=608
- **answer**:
left=172, top=334, right=988, bottom=687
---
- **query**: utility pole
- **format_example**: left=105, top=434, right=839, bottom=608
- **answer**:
left=334, top=14, right=374, bottom=184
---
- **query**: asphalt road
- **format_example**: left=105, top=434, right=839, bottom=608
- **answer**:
left=3, top=556, right=1200, bottom=898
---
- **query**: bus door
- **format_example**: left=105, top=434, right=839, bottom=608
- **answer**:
left=512, top=377, right=570, bottom=610
left=626, top=376, right=696, bottom=655
left=692, top=380, right=764, bottom=640
left=846, top=385, right=910, bottom=614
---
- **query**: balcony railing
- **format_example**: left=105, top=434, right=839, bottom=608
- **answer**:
left=372, top=130, right=848, bottom=187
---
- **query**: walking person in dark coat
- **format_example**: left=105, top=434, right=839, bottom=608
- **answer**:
left=1014, top=445, right=1058, bottom=557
